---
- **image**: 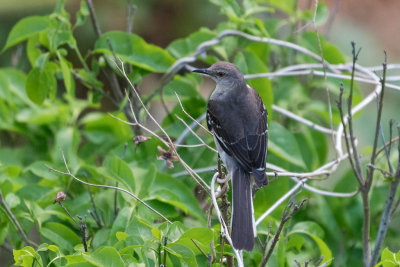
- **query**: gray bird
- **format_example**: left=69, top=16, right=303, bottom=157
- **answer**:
left=193, top=62, right=268, bottom=251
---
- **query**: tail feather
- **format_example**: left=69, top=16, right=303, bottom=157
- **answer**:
left=252, top=168, right=268, bottom=188
left=231, top=166, right=255, bottom=251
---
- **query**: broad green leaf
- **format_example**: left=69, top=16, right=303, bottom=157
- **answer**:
left=268, top=121, right=306, bottom=169
left=81, top=112, right=132, bottom=143
left=5, top=165, right=21, bottom=177
left=25, top=66, right=56, bottom=105
left=265, top=0, right=295, bottom=14
left=26, top=35, right=43, bottom=67
left=57, top=52, right=75, bottom=96
left=175, top=227, right=213, bottom=255
left=209, top=0, right=242, bottom=21
left=13, top=246, right=42, bottom=267
left=51, top=127, right=80, bottom=169
left=376, top=248, right=400, bottom=267
left=92, top=228, right=111, bottom=248
left=65, top=254, right=88, bottom=265
left=2, top=16, right=50, bottom=52
left=103, top=154, right=135, bottom=193
left=83, top=246, right=124, bottom=267
left=166, top=243, right=197, bottom=266
left=109, top=207, right=134, bottom=244
left=40, top=222, right=81, bottom=252
left=148, top=173, right=204, bottom=220
left=75, top=0, right=89, bottom=28
left=116, top=232, right=129, bottom=241
left=299, top=32, right=345, bottom=64
left=163, top=74, right=202, bottom=99
left=16, top=105, right=65, bottom=125
left=5, top=193, right=20, bottom=209
left=167, top=28, right=217, bottom=58
left=254, top=177, right=290, bottom=224
left=94, top=31, right=175, bottom=72
left=292, top=221, right=325, bottom=238
left=125, top=217, right=154, bottom=245
left=133, top=164, right=156, bottom=199
left=289, top=222, right=332, bottom=266
left=0, top=68, right=29, bottom=105
left=159, top=221, right=186, bottom=243
left=286, top=235, right=305, bottom=252
left=26, top=161, right=58, bottom=181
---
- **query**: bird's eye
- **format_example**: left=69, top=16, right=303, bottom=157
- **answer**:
left=217, top=72, right=225, bottom=77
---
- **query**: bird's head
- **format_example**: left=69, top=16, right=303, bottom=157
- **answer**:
left=193, top=62, right=246, bottom=89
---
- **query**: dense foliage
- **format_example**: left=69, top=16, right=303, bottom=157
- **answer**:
left=1, top=0, right=399, bottom=266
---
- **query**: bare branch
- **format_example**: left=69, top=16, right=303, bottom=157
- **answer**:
left=47, top=151, right=172, bottom=224
left=370, top=123, right=400, bottom=266
left=210, top=173, right=243, bottom=267
left=0, top=190, right=36, bottom=247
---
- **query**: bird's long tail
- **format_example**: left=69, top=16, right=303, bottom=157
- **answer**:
left=231, top=165, right=256, bottom=251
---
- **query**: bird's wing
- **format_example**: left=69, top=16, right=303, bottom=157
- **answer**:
left=207, top=90, right=268, bottom=172
left=246, top=87, right=268, bottom=171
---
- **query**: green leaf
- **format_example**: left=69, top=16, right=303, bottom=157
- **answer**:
left=75, top=0, right=89, bottom=28
left=167, top=28, right=217, bottom=58
left=83, top=246, right=124, bottom=267
left=57, top=52, right=75, bottom=97
left=25, top=66, right=56, bottom=105
left=166, top=243, right=197, bottom=266
left=175, top=227, right=214, bottom=255
left=148, top=173, right=204, bottom=220
left=103, top=154, right=135, bottom=193
left=286, top=235, right=305, bottom=252
left=268, top=121, right=306, bottom=169
left=13, top=246, right=42, bottom=267
left=265, top=0, right=295, bottom=14
left=26, top=35, right=43, bottom=67
left=134, top=164, right=156, bottom=199
left=163, top=74, right=202, bottom=99
left=109, top=207, right=134, bottom=244
left=2, top=16, right=50, bottom=52
left=289, top=222, right=332, bottom=266
left=94, top=31, right=175, bottom=72
left=40, top=222, right=81, bottom=252
left=16, top=105, right=64, bottom=125
left=116, top=232, right=129, bottom=242
left=65, top=254, right=88, bottom=265
left=5, top=193, right=20, bottom=209
left=377, top=247, right=400, bottom=267
left=26, top=161, right=58, bottom=180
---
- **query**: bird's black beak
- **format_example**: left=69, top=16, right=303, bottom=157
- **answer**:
left=192, top=68, right=209, bottom=75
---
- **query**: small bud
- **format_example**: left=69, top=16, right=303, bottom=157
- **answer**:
left=134, top=136, right=151, bottom=150
left=53, top=192, right=66, bottom=204
left=157, top=146, right=178, bottom=168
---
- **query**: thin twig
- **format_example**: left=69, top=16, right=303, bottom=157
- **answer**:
left=312, top=0, right=336, bottom=151
left=347, top=42, right=363, bottom=181
left=210, top=173, right=243, bottom=267
left=0, top=190, right=36, bottom=247
left=86, top=0, right=102, bottom=38
left=370, top=123, right=400, bottom=266
left=367, top=51, right=388, bottom=190
left=260, top=198, right=306, bottom=266
left=191, top=238, right=208, bottom=259
left=47, top=151, right=172, bottom=224
left=84, top=175, right=102, bottom=228
left=337, top=83, right=364, bottom=185
left=126, top=1, right=137, bottom=34
left=116, top=60, right=210, bottom=192
left=175, top=115, right=218, bottom=153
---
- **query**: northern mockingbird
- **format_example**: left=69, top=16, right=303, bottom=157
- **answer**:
left=193, top=62, right=268, bottom=251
